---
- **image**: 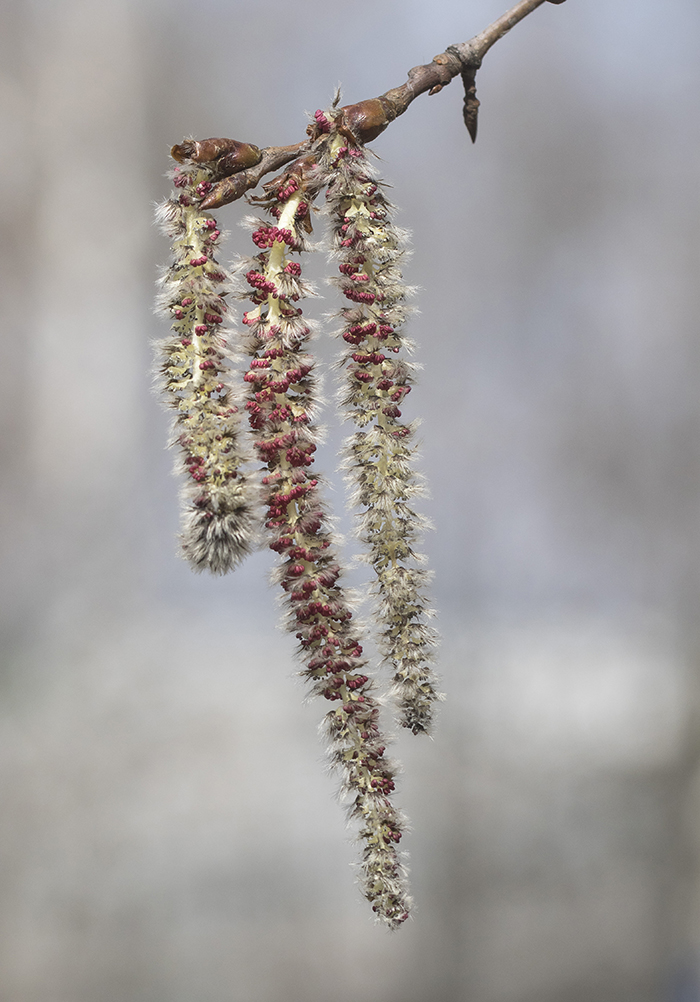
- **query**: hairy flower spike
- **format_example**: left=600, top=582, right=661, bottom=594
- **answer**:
left=155, top=164, right=257, bottom=573
left=319, top=130, right=441, bottom=735
left=238, top=160, right=411, bottom=927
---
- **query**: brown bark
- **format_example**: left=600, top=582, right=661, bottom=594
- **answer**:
left=197, top=0, right=567, bottom=208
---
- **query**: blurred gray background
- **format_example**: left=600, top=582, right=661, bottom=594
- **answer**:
left=2, top=1, right=700, bottom=999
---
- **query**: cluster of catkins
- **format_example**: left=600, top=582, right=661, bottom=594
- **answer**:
left=155, top=107, right=440, bottom=928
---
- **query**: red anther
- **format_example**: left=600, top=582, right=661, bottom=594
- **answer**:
left=195, top=181, right=213, bottom=197
left=189, top=255, right=208, bottom=267
left=204, top=312, right=222, bottom=324
left=288, top=564, right=305, bottom=577
left=208, top=229, right=221, bottom=241
left=246, top=270, right=278, bottom=295
left=277, top=178, right=299, bottom=200
left=284, top=261, right=302, bottom=276
left=354, top=371, right=373, bottom=383
left=268, top=405, right=292, bottom=423
left=250, top=358, right=270, bottom=369
left=180, top=338, right=192, bottom=346
left=296, top=202, right=308, bottom=217
left=199, top=360, right=216, bottom=370
left=202, top=219, right=217, bottom=230
left=378, top=325, right=394, bottom=337
left=173, top=309, right=184, bottom=320
left=194, top=324, right=208, bottom=335
left=251, top=226, right=295, bottom=250
left=343, top=289, right=376, bottom=305
left=343, top=331, right=364, bottom=345
left=313, top=109, right=332, bottom=133
left=286, top=446, right=313, bottom=467
left=350, top=273, right=369, bottom=282
left=270, top=536, right=293, bottom=553
left=181, top=297, right=194, bottom=306
left=383, top=404, right=401, bottom=418
left=377, top=378, right=394, bottom=391
left=351, top=353, right=372, bottom=364
left=267, top=379, right=289, bottom=395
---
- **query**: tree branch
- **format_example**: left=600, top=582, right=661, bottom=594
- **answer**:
left=198, top=0, right=567, bottom=209
left=200, top=142, right=308, bottom=211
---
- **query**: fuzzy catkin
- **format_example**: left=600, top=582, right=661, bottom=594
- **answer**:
left=155, top=164, right=257, bottom=574
left=238, top=161, right=412, bottom=927
left=320, top=127, right=441, bottom=735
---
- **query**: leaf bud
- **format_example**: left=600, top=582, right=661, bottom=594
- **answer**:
left=339, top=98, right=396, bottom=143
left=171, top=137, right=262, bottom=173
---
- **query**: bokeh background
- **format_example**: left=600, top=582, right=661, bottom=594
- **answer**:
left=2, top=1, right=700, bottom=999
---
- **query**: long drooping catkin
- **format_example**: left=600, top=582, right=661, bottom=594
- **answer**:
left=237, top=160, right=412, bottom=927
left=319, top=122, right=441, bottom=734
left=155, top=161, right=258, bottom=573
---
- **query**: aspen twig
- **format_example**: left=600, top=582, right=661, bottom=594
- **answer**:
left=199, top=0, right=567, bottom=208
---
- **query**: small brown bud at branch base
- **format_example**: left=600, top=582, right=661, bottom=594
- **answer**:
left=200, top=172, right=251, bottom=210
left=339, top=98, right=397, bottom=143
left=171, top=137, right=262, bottom=172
